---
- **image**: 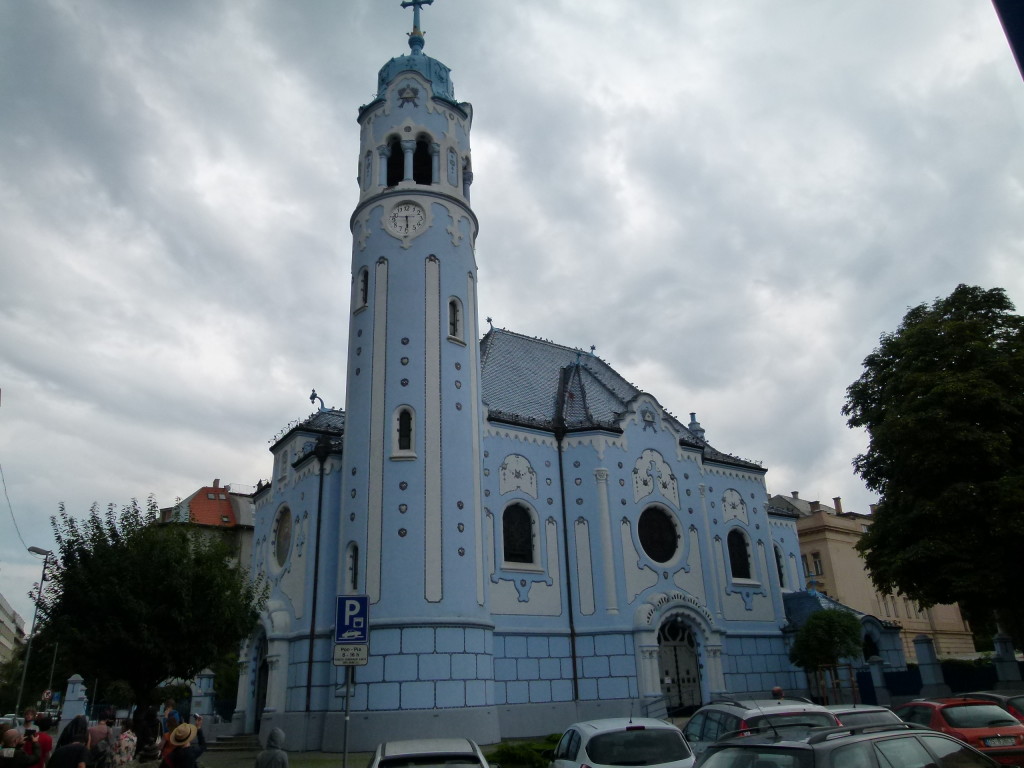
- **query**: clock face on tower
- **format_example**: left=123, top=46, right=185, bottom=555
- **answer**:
left=386, top=201, right=426, bottom=237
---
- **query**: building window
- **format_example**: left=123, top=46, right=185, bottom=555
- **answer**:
left=273, top=507, right=292, bottom=568
left=346, top=543, right=359, bottom=592
left=727, top=529, right=751, bottom=580
left=392, top=406, right=415, bottom=458
left=448, top=297, right=464, bottom=341
left=638, top=506, right=679, bottom=563
left=502, top=503, right=536, bottom=565
left=386, top=136, right=403, bottom=186
left=413, top=137, right=432, bottom=184
left=801, top=554, right=809, bottom=576
left=811, top=552, right=823, bottom=576
left=354, top=266, right=369, bottom=311
left=774, top=545, right=786, bottom=588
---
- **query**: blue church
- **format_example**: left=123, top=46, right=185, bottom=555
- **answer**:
left=236, top=2, right=808, bottom=750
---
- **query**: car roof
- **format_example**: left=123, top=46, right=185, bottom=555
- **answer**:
left=827, top=704, right=892, bottom=713
left=379, top=738, right=479, bottom=757
left=571, top=718, right=680, bottom=733
left=708, top=698, right=829, bottom=712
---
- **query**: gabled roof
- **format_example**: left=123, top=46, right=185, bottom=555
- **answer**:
left=480, top=327, right=762, bottom=470
left=166, top=481, right=253, bottom=529
left=782, top=590, right=900, bottom=630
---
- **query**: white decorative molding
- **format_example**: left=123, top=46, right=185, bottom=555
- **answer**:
left=632, top=449, right=679, bottom=507
left=574, top=517, right=596, bottom=615
left=621, top=517, right=659, bottom=602
left=424, top=255, right=442, bottom=603
left=499, top=454, right=538, bottom=498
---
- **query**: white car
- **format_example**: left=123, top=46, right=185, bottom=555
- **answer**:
left=550, top=718, right=695, bottom=768
left=369, top=737, right=491, bottom=768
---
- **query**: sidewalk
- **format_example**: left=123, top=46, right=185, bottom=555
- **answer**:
left=203, top=747, right=372, bottom=768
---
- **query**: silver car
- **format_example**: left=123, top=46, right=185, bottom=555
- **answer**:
left=550, top=717, right=695, bottom=768
left=369, top=738, right=492, bottom=768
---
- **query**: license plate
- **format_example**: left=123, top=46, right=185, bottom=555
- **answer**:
left=984, top=737, right=1015, bottom=747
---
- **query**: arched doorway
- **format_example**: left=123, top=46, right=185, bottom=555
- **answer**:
left=657, top=615, right=702, bottom=715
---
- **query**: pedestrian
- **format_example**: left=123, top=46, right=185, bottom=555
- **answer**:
left=88, top=718, right=115, bottom=768
left=55, top=716, right=89, bottom=751
left=22, top=717, right=52, bottom=766
left=46, top=722, right=89, bottom=768
left=20, top=711, right=36, bottom=736
left=771, top=685, right=785, bottom=700
left=165, top=718, right=204, bottom=768
left=112, top=718, right=137, bottom=768
left=156, top=716, right=178, bottom=768
left=254, top=728, right=288, bottom=768
left=159, top=705, right=177, bottom=737
left=1, top=728, right=41, bottom=768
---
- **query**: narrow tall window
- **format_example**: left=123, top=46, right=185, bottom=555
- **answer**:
left=727, top=529, right=751, bottom=580
left=413, top=137, right=432, bottom=184
left=356, top=267, right=369, bottom=309
left=502, top=503, right=535, bottom=564
left=774, top=545, right=786, bottom=588
left=386, top=137, right=403, bottom=186
left=398, top=408, right=412, bottom=451
left=448, top=297, right=464, bottom=341
left=346, top=543, right=360, bottom=592
left=811, top=552, right=823, bottom=576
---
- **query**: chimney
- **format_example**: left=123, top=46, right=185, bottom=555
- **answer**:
left=869, top=503, right=878, bottom=515
left=791, top=491, right=799, bottom=499
left=810, top=500, right=821, bottom=512
left=833, top=496, right=843, bottom=515
left=213, top=478, right=220, bottom=488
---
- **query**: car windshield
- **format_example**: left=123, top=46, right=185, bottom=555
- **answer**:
left=700, top=746, right=812, bottom=768
left=585, top=728, right=691, bottom=766
left=1006, top=697, right=1024, bottom=714
left=942, top=704, right=1019, bottom=728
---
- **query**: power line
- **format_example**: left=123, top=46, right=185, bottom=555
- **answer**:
left=0, top=461, right=29, bottom=551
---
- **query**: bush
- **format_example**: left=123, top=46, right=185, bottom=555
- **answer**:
left=485, top=736, right=560, bottom=768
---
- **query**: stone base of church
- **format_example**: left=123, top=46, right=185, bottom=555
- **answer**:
left=257, top=698, right=650, bottom=752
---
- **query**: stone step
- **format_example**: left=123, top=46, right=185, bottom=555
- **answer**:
left=207, top=734, right=262, bottom=752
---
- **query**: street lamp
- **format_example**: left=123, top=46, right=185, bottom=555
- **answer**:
left=15, top=546, right=53, bottom=724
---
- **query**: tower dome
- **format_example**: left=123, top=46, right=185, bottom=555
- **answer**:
left=374, top=1, right=455, bottom=102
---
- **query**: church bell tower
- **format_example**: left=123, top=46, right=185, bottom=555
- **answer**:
left=338, top=0, right=494, bottom=739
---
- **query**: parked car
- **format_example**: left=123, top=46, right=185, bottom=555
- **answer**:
left=550, top=718, right=694, bottom=768
left=368, top=738, right=492, bottom=768
left=698, top=721, right=1001, bottom=768
left=893, top=698, right=1024, bottom=765
left=826, top=704, right=903, bottom=728
left=682, top=698, right=840, bottom=758
left=958, top=692, right=1024, bottom=724
left=1, top=714, right=23, bottom=728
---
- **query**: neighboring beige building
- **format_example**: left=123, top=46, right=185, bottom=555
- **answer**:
left=161, top=478, right=255, bottom=569
left=0, top=590, right=25, bottom=669
left=771, top=492, right=976, bottom=663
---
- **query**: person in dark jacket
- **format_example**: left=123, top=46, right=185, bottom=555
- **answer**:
left=1, top=728, right=41, bottom=768
left=165, top=718, right=204, bottom=768
left=254, top=729, right=288, bottom=768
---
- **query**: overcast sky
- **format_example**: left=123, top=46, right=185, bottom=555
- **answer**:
left=2, top=1, right=1022, bottom=627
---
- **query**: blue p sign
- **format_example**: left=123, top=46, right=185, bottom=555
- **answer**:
left=335, top=595, right=369, bottom=644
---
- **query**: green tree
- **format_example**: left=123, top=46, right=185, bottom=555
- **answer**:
left=38, top=497, right=266, bottom=706
left=789, top=610, right=863, bottom=670
left=843, top=284, right=1024, bottom=644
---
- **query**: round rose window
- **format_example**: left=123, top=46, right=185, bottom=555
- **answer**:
left=273, top=508, right=292, bottom=567
left=638, top=506, right=678, bottom=563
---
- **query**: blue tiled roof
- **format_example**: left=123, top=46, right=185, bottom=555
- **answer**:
left=480, top=328, right=761, bottom=470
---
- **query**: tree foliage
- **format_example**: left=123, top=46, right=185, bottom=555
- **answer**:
left=842, top=284, right=1024, bottom=643
left=38, top=497, right=266, bottom=705
left=789, top=610, right=863, bottom=670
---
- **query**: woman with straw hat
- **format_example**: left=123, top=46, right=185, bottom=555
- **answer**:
left=163, top=717, right=204, bottom=768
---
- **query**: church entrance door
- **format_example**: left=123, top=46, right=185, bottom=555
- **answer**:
left=657, top=616, right=701, bottom=715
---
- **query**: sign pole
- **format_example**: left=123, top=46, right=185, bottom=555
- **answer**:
left=343, top=666, right=352, bottom=768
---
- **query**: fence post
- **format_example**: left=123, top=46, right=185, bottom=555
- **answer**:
left=993, top=632, right=1023, bottom=690
left=868, top=656, right=891, bottom=705
left=914, top=635, right=951, bottom=698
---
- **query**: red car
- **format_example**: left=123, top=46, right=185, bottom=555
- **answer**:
left=894, top=698, right=1024, bottom=765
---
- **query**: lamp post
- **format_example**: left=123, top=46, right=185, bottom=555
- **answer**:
left=305, top=434, right=332, bottom=713
left=15, top=546, right=53, bottom=723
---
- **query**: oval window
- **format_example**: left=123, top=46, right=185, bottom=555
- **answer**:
left=273, top=508, right=292, bottom=567
left=638, top=506, right=678, bottom=563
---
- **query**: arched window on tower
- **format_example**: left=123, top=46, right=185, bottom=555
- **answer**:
left=346, top=542, right=360, bottom=592
left=448, top=297, right=464, bottom=342
left=502, top=503, right=537, bottom=566
left=727, top=529, right=751, bottom=580
left=386, top=137, right=403, bottom=186
left=392, top=406, right=415, bottom=458
left=355, top=267, right=369, bottom=311
left=774, top=545, right=786, bottom=589
left=413, top=137, right=432, bottom=184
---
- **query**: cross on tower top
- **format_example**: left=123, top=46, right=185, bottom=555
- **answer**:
left=401, top=0, right=434, bottom=53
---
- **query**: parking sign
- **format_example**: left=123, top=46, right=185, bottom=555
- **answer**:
left=334, top=595, right=369, bottom=666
